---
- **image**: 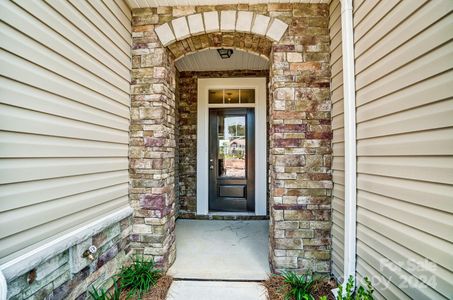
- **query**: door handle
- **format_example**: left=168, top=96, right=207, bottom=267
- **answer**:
left=209, top=165, right=214, bottom=170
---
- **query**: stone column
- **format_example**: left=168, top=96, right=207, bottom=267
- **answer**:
left=129, top=8, right=177, bottom=270
left=268, top=4, right=332, bottom=274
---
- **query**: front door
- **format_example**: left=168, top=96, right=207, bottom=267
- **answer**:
left=208, top=108, right=255, bottom=212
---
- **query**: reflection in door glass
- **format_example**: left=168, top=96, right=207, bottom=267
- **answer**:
left=218, top=115, right=246, bottom=178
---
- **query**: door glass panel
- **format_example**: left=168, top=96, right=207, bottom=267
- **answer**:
left=240, top=89, right=255, bottom=103
left=209, top=89, right=223, bottom=104
left=223, top=89, right=240, bottom=104
left=218, top=114, right=246, bottom=178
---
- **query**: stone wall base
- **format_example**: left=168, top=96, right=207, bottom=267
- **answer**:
left=6, top=216, right=132, bottom=300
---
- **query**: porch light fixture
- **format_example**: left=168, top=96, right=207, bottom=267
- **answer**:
left=217, top=48, right=233, bottom=59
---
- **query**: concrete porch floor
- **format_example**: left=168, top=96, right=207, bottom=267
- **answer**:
left=167, top=220, right=270, bottom=280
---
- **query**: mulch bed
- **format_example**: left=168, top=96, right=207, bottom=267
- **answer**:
left=142, top=275, right=173, bottom=300
left=118, top=275, right=173, bottom=300
left=263, top=275, right=337, bottom=300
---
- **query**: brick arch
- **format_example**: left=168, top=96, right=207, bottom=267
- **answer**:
left=154, top=11, right=288, bottom=54
left=167, top=31, right=273, bottom=60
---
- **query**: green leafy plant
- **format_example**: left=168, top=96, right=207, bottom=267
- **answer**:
left=116, top=255, right=161, bottom=299
left=281, top=271, right=315, bottom=300
left=89, top=279, right=121, bottom=300
left=319, top=296, right=328, bottom=300
left=337, top=276, right=374, bottom=300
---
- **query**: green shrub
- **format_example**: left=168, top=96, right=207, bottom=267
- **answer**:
left=89, top=279, right=121, bottom=300
left=337, top=276, right=374, bottom=300
left=116, top=255, right=161, bottom=299
left=281, top=271, right=315, bottom=300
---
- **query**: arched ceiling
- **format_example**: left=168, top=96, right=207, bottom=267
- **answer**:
left=175, top=48, right=269, bottom=71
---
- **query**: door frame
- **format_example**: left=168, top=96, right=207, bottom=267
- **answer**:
left=197, top=77, right=267, bottom=215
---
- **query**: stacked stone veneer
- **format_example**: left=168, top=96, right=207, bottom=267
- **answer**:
left=130, top=3, right=331, bottom=274
left=268, top=4, right=332, bottom=273
left=129, top=11, right=177, bottom=270
left=6, top=216, right=132, bottom=300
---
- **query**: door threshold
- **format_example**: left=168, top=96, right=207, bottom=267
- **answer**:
left=209, top=212, right=256, bottom=216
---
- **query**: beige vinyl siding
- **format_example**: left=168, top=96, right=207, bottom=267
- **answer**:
left=329, top=0, right=345, bottom=280
left=0, top=0, right=131, bottom=263
left=353, top=0, right=453, bottom=299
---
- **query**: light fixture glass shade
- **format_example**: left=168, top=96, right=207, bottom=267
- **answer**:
left=217, top=48, right=233, bottom=59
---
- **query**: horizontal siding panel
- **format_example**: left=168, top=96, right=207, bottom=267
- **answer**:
left=0, top=23, right=129, bottom=103
left=46, top=0, right=131, bottom=73
left=353, top=0, right=453, bottom=297
left=357, top=207, right=453, bottom=271
left=358, top=226, right=453, bottom=298
left=331, top=99, right=343, bottom=117
left=0, top=171, right=128, bottom=212
left=0, top=77, right=129, bottom=131
left=0, top=132, right=128, bottom=158
left=332, top=170, right=344, bottom=186
left=0, top=104, right=128, bottom=143
left=0, top=200, right=128, bottom=262
left=358, top=190, right=453, bottom=242
left=0, top=0, right=131, bottom=263
left=0, top=158, right=127, bottom=184
left=353, top=0, right=399, bottom=43
left=356, top=14, right=452, bottom=89
left=357, top=99, right=453, bottom=139
left=357, top=241, right=444, bottom=300
left=332, top=139, right=344, bottom=157
left=356, top=43, right=453, bottom=105
left=356, top=71, right=452, bottom=121
left=355, top=0, right=451, bottom=70
left=88, top=0, right=132, bottom=44
left=0, top=51, right=129, bottom=118
left=331, top=113, right=344, bottom=130
left=331, top=156, right=344, bottom=171
left=2, top=0, right=130, bottom=87
left=358, top=174, right=453, bottom=214
left=352, top=0, right=379, bottom=28
left=357, top=128, right=453, bottom=156
left=332, top=184, right=344, bottom=200
left=357, top=156, right=453, bottom=185
left=68, top=0, right=131, bottom=57
left=113, top=0, right=132, bottom=21
left=356, top=260, right=407, bottom=300
left=0, top=184, right=128, bottom=238
left=331, top=84, right=343, bottom=103
left=354, top=0, right=426, bottom=59
left=102, top=0, right=132, bottom=31
left=330, top=0, right=344, bottom=281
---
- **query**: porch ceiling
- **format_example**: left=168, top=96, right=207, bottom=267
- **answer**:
left=126, top=0, right=329, bottom=9
left=175, top=48, right=269, bottom=72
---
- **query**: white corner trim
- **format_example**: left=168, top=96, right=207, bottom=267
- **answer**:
left=0, top=206, right=133, bottom=282
left=197, top=78, right=267, bottom=216
left=0, top=270, right=6, bottom=300
left=340, top=0, right=357, bottom=286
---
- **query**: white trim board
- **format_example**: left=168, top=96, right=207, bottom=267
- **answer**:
left=197, top=78, right=267, bottom=216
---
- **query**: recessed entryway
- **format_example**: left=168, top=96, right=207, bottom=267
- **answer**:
left=167, top=220, right=270, bottom=280
left=197, top=78, right=267, bottom=216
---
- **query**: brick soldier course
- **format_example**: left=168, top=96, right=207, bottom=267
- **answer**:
left=130, top=3, right=332, bottom=274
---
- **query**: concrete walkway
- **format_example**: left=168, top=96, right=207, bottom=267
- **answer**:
left=167, top=220, right=270, bottom=280
left=166, top=220, right=270, bottom=299
left=166, top=280, right=268, bottom=300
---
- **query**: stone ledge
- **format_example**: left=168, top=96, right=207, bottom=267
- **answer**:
left=0, top=206, right=133, bottom=281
